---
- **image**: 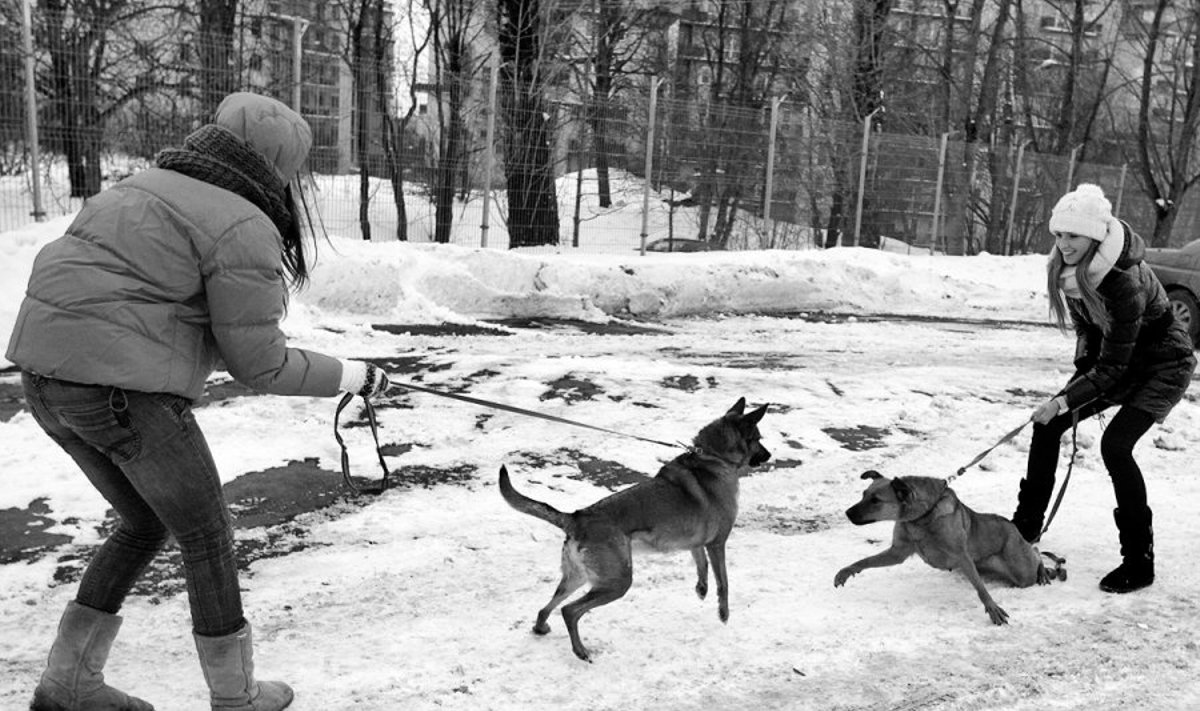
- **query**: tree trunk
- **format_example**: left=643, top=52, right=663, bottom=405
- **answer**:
left=371, top=0, right=408, bottom=241
left=498, top=0, right=560, bottom=248
left=198, top=0, right=238, bottom=118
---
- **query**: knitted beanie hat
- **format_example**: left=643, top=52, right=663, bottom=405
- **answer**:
left=214, top=92, right=312, bottom=184
left=1048, top=183, right=1112, bottom=241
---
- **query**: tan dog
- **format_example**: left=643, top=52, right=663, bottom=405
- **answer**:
left=834, top=470, right=1065, bottom=625
left=499, top=398, right=770, bottom=661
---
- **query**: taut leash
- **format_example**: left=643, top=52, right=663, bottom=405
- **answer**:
left=946, top=417, right=1032, bottom=484
left=333, top=380, right=683, bottom=495
left=385, top=380, right=682, bottom=448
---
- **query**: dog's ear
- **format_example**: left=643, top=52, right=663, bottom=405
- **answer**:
left=727, top=397, right=747, bottom=416
left=860, top=470, right=882, bottom=480
left=891, top=477, right=912, bottom=501
left=743, top=403, right=767, bottom=425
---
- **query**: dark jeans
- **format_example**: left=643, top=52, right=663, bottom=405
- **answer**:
left=22, top=372, right=244, bottom=636
left=1024, top=401, right=1157, bottom=516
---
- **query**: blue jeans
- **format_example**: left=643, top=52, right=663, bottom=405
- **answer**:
left=22, top=372, right=244, bottom=636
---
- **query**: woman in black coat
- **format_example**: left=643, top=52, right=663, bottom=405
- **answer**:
left=1012, top=183, right=1195, bottom=594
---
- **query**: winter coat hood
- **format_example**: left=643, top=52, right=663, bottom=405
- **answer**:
left=214, top=92, right=312, bottom=184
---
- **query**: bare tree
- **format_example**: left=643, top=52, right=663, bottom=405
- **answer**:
left=497, top=0, right=561, bottom=248
left=428, top=0, right=487, bottom=243
left=196, top=0, right=238, bottom=117
left=38, top=0, right=182, bottom=197
left=675, top=0, right=793, bottom=247
left=834, top=0, right=893, bottom=248
left=380, top=0, right=435, bottom=241
left=1127, top=0, right=1200, bottom=246
left=575, top=0, right=656, bottom=209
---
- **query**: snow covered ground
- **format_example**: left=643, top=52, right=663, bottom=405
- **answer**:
left=2, top=210, right=1199, bottom=710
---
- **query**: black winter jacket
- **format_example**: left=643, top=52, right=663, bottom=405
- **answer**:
left=1062, top=223, right=1195, bottom=421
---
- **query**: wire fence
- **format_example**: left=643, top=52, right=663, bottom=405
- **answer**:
left=2, top=36, right=1197, bottom=254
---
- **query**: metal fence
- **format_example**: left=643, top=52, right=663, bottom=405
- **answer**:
left=3, top=32, right=1196, bottom=253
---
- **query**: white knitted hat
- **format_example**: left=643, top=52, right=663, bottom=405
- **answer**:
left=1048, top=183, right=1112, bottom=241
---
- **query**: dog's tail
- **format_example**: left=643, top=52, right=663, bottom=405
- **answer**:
left=498, top=465, right=571, bottom=530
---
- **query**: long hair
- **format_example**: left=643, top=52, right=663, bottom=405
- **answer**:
left=279, top=176, right=323, bottom=292
left=1046, top=239, right=1108, bottom=331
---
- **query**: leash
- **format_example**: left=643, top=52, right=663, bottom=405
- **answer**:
left=946, top=417, right=1032, bottom=483
left=333, top=392, right=392, bottom=495
left=333, top=380, right=683, bottom=495
left=385, top=380, right=683, bottom=448
left=1040, top=409, right=1085, bottom=537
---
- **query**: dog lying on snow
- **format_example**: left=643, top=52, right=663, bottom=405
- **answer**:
left=499, top=398, right=770, bottom=661
left=834, top=470, right=1065, bottom=625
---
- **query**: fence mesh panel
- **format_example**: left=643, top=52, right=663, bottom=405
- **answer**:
left=3, top=29, right=1197, bottom=253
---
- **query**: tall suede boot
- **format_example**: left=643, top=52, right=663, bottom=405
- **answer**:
left=1099, top=506, right=1155, bottom=593
left=30, top=601, right=155, bottom=711
left=193, top=623, right=293, bottom=711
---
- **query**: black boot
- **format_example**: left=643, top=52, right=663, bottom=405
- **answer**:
left=1099, top=507, right=1154, bottom=594
left=1011, top=476, right=1054, bottom=543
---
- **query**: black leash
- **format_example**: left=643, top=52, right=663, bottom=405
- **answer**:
left=946, top=418, right=1032, bottom=483
left=1040, top=410, right=1082, bottom=537
left=333, top=392, right=392, bottom=495
left=385, top=380, right=682, bottom=448
left=333, top=381, right=683, bottom=495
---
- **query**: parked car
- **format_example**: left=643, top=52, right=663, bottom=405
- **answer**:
left=1144, top=239, right=1200, bottom=344
left=642, top=237, right=722, bottom=253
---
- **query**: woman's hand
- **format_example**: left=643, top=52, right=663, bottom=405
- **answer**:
left=339, top=360, right=393, bottom=401
left=1032, top=396, right=1068, bottom=425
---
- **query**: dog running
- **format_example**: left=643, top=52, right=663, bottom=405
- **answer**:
left=499, top=398, right=770, bottom=661
left=834, top=470, right=1066, bottom=625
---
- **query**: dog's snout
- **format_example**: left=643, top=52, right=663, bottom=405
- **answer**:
left=845, top=504, right=870, bottom=525
left=751, top=444, right=771, bottom=466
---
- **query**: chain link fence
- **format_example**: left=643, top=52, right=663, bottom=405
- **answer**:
left=3, top=31, right=1197, bottom=253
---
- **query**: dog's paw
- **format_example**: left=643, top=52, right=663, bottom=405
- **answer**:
left=533, top=621, right=551, bottom=636
left=695, top=580, right=708, bottom=600
left=833, top=568, right=855, bottom=587
left=986, top=604, right=1010, bottom=626
left=718, top=605, right=729, bottom=624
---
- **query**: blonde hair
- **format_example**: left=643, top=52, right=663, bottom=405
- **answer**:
left=1046, top=239, right=1109, bottom=331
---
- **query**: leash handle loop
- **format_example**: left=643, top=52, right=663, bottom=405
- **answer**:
left=334, top=392, right=392, bottom=495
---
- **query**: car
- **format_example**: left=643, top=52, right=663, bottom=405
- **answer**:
left=642, top=237, right=722, bottom=253
left=1144, top=238, right=1200, bottom=344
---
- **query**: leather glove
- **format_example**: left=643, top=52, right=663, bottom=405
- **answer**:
left=340, top=360, right=392, bottom=400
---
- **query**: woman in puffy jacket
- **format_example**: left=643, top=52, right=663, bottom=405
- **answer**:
left=8, top=92, right=391, bottom=711
left=1011, top=183, right=1195, bottom=595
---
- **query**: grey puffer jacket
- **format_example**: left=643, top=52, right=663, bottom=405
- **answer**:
left=5, top=94, right=342, bottom=400
left=1062, top=224, right=1196, bottom=421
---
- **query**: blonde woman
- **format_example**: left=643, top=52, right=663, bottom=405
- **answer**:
left=1011, top=183, right=1195, bottom=594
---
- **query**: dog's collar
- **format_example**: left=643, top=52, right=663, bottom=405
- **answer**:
left=686, top=446, right=737, bottom=469
left=906, top=481, right=953, bottom=525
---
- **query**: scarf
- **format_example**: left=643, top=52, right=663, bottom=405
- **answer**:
left=1056, top=217, right=1125, bottom=299
left=156, top=124, right=293, bottom=237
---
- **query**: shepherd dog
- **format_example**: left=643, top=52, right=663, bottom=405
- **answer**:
left=498, top=398, right=770, bottom=661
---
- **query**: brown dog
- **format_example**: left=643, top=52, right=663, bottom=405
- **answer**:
left=834, top=470, right=1065, bottom=625
left=499, top=398, right=770, bottom=661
